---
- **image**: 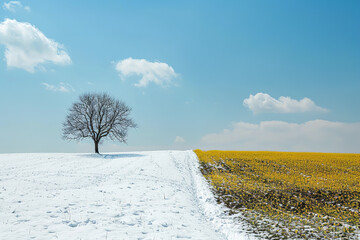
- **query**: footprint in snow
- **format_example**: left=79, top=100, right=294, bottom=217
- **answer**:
left=133, top=210, right=144, bottom=215
left=68, top=221, right=80, bottom=227
left=84, top=218, right=96, bottom=224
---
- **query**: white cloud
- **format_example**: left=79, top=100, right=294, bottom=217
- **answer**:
left=0, top=19, right=71, bottom=72
left=201, top=120, right=360, bottom=153
left=115, top=58, right=178, bottom=87
left=42, top=82, right=74, bottom=93
left=243, top=93, right=328, bottom=114
left=174, top=136, right=186, bottom=143
left=3, top=1, right=30, bottom=12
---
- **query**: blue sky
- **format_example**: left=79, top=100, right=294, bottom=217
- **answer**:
left=0, top=0, right=359, bottom=153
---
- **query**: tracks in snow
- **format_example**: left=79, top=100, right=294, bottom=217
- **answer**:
left=0, top=151, right=251, bottom=240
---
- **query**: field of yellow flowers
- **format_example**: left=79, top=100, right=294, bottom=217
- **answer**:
left=194, top=150, right=360, bottom=239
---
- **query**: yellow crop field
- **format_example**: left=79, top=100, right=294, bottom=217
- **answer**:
left=194, top=150, right=360, bottom=239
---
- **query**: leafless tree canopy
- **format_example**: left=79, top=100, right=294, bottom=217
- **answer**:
left=63, top=93, right=137, bottom=153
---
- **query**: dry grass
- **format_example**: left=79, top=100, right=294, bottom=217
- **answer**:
left=194, top=150, right=360, bottom=239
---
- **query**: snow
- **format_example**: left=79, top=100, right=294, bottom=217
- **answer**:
left=0, top=150, right=251, bottom=239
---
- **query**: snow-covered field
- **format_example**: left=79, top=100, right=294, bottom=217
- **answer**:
left=0, top=150, right=251, bottom=240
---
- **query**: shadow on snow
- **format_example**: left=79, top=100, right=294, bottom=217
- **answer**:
left=82, top=153, right=145, bottom=159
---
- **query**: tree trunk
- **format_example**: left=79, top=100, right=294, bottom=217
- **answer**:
left=94, top=140, right=99, bottom=154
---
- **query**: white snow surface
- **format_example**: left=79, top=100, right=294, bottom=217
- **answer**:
left=0, top=150, right=252, bottom=239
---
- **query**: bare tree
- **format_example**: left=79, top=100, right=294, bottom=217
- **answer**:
left=63, top=93, right=137, bottom=154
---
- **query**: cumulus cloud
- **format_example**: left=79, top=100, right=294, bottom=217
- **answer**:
left=243, top=93, right=328, bottom=114
left=201, top=120, right=360, bottom=153
left=0, top=19, right=71, bottom=72
left=174, top=136, right=186, bottom=143
left=115, top=58, right=178, bottom=87
left=3, top=1, right=30, bottom=12
left=42, top=82, right=74, bottom=93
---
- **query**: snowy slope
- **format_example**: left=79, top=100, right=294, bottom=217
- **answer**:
left=0, top=150, right=251, bottom=239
